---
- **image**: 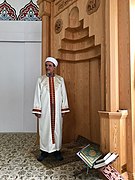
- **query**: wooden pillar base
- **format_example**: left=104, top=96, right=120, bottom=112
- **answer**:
left=98, top=110, right=128, bottom=173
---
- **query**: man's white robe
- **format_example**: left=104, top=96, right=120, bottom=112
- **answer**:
left=32, top=74, right=70, bottom=153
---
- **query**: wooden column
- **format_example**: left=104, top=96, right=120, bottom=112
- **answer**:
left=128, top=0, right=135, bottom=179
left=105, top=0, right=119, bottom=112
left=118, top=0, right=135, bottom=178
left=99, top=0, right=127, bottom=175
left=37, top=0, right=53, bottom=74
left=99, top=110, right=128, bottom=173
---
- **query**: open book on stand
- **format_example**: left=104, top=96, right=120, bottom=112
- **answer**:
left=77, top=144, right=119, bottom=169
left=93, top=152, right=119, bottom=169
left=77, top=144, right=102, bottom=168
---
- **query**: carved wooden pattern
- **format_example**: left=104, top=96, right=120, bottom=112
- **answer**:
left=57, top=18, right=101, bottom=144
left=58, top=20, right=101, bottom=61
left=86, top=0, right=100, bottom=15
left=55, top=19, right=63, bottom=34
left=54, top=0, right=77, bottom=16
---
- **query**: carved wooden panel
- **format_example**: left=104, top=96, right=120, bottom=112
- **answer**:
left=56, top=16, right=101, bottom=143
left=86, top=0, right=100, bottom=15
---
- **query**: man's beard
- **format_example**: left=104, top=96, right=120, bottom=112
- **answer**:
left=46, top=70, right=51, bottom=77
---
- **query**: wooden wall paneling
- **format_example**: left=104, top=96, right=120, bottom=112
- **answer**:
left=57, top=61, right=76, bottom=143
left=53, top=7, right=101, bottom=143
left=100, top=45, right=105, bottom=111
left=99, top=112, right=110, bottom=153
left=57, top=17, right=101, bottom=144
left=74, top=61, right=90, bottom=140
left=89, top=58, right=101, bottom=144
left=56, top=19, right=101, bottom=143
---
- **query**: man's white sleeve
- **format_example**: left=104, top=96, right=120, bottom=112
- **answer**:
left=32, top=77, right=42, bottom=115
left=61, top=78, right=70, bottom=113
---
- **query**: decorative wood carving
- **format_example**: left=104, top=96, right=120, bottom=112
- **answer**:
left=69, top=7, right=80, bottom=28
left=86, top=0, right=100, bottom=15
left=55, top=18, right=63, bottom=33
left=58, top=20, right=101, bottom=61
left=56, top=18, right=101, bottom=144
left=37, top=0, right=51, bottom=17
left=54, top=0, right=77, bottom=16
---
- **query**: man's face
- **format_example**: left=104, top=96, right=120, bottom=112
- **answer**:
left=45, top=61, right=55, bottom=75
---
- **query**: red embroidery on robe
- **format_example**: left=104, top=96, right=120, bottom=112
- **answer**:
left=49, top=77, right=55, bottom=144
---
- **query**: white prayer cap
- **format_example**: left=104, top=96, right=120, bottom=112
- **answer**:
left=45, top=57, right=58, bottom=67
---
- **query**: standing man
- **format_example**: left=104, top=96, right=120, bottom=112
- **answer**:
left=32, top=57, right=70, bottom=161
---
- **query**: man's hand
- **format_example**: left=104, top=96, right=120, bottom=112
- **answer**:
left=35, top=114, right=41, bottom=118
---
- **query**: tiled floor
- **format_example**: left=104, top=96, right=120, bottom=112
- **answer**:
left=0, top=133, right=103, bottom=180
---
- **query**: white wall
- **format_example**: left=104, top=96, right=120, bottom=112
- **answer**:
left=0, top=21, right=41, bottom=132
